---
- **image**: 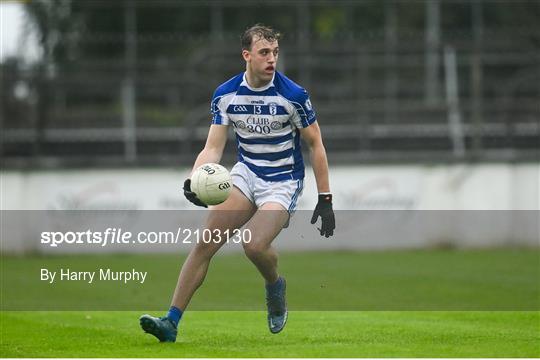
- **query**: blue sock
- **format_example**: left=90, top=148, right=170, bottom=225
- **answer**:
left=166, top=306, right=183, bottom=327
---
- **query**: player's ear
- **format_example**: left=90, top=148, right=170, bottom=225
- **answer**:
left=242, top=49, right=250, bottom=62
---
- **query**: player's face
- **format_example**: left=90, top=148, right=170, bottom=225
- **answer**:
left=243, top=37, right=279, bottom=84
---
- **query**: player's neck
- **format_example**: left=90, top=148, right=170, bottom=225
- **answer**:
left=244, top=69, right=272, bottom=89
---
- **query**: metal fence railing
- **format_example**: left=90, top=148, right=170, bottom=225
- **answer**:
left=1, top=0, right=539, bottom=167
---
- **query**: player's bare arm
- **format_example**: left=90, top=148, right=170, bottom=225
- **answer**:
left=300, top=121, right=330, bottom=194
left=190, top=124, right=229, bottom=174
left=300, top=121, right=335, bottom=238
left=183, top=124, right=229, bottom=207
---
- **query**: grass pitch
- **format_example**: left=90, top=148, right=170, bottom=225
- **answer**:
left=1, top=311, right=539, bottom=357
left=1, top=249, right=539, bottom=357
left=2, top=249, right=538, bottom=310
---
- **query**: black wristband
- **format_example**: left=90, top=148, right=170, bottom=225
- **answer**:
left=318, top=194, right=332, bottom=203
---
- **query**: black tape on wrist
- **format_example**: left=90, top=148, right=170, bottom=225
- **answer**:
left=318, top=193, right=332, bottom=203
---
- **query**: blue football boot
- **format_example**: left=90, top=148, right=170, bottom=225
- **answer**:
left=139, top=314, right=177, bottom=342
left=266, top=276, right=288, bottom=334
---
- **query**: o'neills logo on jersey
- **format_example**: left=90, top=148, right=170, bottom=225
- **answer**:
left=251, top=100, right=264, bottom=104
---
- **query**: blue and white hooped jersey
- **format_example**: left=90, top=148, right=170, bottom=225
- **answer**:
left=211, top=71, right=316, bottom=182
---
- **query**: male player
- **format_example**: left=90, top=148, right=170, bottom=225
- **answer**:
left=140, top=24, right=335, bottom=342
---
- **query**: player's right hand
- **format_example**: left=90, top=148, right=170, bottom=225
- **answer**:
left=183, top=179, right=208, bottom=208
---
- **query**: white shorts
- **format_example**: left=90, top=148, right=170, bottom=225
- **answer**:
left=230, top=162, right=304, bottom=214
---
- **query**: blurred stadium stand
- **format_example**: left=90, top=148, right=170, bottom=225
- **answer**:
left=1, top=0, right=539, bottom=168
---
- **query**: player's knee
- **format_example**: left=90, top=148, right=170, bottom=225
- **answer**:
left=192, top=237, right=222, bottom=259
left=192, top=244, right=212, bottom=260
left=242, top=240, right=267, bottom=259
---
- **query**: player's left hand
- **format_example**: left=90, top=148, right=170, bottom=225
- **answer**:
left=311, top=194, right=335, bottom=237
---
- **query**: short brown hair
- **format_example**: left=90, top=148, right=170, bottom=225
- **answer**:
left=241, top=24, right=281, bottom=51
